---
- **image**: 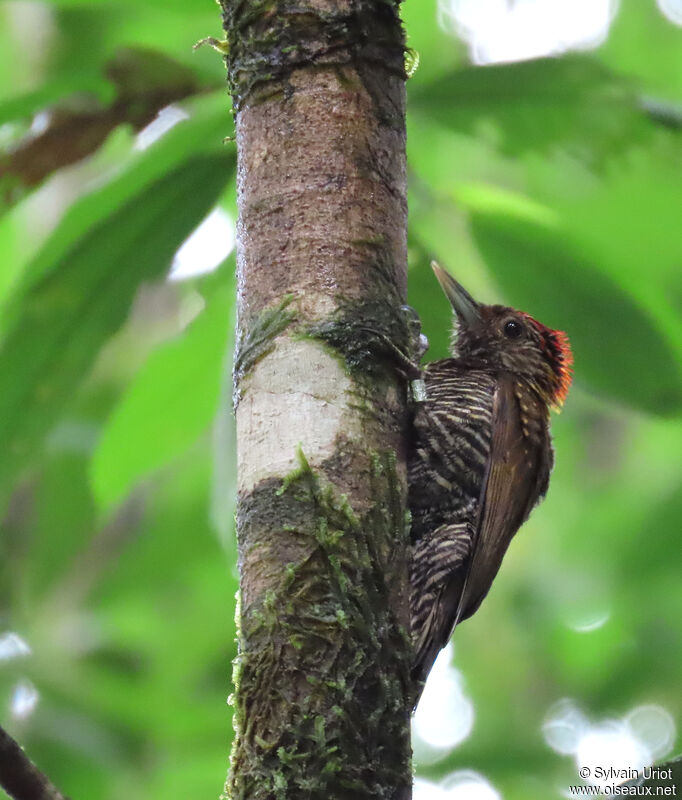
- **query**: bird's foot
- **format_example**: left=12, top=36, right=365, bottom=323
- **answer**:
left=353, top=306, right=427, bottom=403
left=400, top=304, right=429, bottom=360
left=399, top=305, right=428, bottom=403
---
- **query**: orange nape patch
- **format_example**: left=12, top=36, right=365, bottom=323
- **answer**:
left=525, top=316, right=574, bottom=409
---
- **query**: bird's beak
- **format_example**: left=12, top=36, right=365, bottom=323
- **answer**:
left=431, top=261, right=481, bottom=326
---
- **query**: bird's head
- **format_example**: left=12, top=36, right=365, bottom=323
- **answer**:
left=432, top=262, right=573, bottom=409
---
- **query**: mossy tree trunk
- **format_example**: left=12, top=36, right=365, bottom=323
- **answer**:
left=218, top=2, right=412, bottom=798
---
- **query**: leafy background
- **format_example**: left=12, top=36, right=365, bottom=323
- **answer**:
left=0, top=1, right=680, bottom=798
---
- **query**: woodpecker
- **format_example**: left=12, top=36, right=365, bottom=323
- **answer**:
left=409, top=262, right=572, bottom=699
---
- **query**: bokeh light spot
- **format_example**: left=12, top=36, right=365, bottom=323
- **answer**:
left=544, top=698, right=677, bottom=790
left=624, top=705, right=676, bottom=761
left=414, top=777, right=449, bottom=800
left=0, top=631, right=31, bottom=662
left=543, top=698, right=589, bottom=755
left=170, top=207, right=235, bottom=281
left=11, top=680, right=39, bottom=720
left=568, top=607, right=611, bottom=634
left=441, top=770, right=501, bottom=800
left=657, top=0, right=682, bottom=25
left=135, top=105, right=189, bottom=151
left=414, top=772, right=501, bottom=800
left=439, top=0, right=619, bottom=64
left=413, top=643, right=475, bottom=754
left=576, top=720, right=649, bottom=786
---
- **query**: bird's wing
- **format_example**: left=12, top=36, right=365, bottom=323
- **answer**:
left=454, top=378, right=551, bottom=626
left=410, top=520, right=474, bottom=685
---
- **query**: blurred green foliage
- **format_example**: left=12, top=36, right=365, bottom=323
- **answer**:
left=0, top=1, right=680, bottom=799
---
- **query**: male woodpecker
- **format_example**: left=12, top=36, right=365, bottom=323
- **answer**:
left=409, top=262, right=572, bottom=699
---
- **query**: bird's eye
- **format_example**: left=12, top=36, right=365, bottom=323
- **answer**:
left=503, top=319, right=523, bottom=339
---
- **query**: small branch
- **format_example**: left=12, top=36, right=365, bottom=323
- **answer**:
left=0, top=725, right=69, bottom=800
left=0, top=47, right=207, bottom=209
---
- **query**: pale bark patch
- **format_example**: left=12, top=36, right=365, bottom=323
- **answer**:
left=236, top=337, right=359, bottom=493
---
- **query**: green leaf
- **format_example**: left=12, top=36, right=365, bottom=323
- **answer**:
left=550, top=148, right=682, bottom=333
left=0, top=91, right=231, bottom=318
left=91, top=273, right=234, bottom=510
left=0, top=150, right=235, bottom=499
left=601, top=0, right=682, bottom=103
left=0, top=77, right=112, bottom=128
left=458, top=183, right=682, bottom=415
left=410, top=55, right=653, bottom=165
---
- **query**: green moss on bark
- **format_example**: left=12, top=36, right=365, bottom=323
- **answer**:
left=232, top=295, right=296, bottom=407
left=308, top=298, right=418, bottom=386
left=234, top=291, right=414, bottom=390
left=225, top=448, right=411, bottom=800
left=219, top=0, right=406, bottom=107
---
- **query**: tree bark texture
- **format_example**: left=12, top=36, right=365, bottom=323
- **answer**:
left=218, top=2, right=412, bottom=799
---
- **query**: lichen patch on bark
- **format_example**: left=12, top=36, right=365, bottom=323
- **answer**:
left=236, top=337, right=362, bottom=494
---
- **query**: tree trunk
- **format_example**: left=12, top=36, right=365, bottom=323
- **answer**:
left=218, top=2, right=412, bottom=799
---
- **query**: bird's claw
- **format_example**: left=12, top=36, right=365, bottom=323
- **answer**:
left=399, top=304, right=429, bottom=362
left=355, top=308, right=422, bottom=381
